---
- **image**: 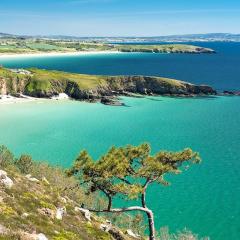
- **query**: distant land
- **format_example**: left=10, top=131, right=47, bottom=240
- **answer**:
left=0, top=32, right=240, bottom=42
left=0, top=37, right=215, bottom=55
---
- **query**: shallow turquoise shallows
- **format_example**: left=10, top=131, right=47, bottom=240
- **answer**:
left=0, top=96, right=239, bottom=240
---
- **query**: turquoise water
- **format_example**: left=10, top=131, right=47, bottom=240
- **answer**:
left=0, top=42, right=240, bottom=91
left=0, top=42, right=240, bottom=239
left=0, top=96, right=240, bottom=240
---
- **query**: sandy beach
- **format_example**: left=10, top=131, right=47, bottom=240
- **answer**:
left=0, top=95, right=41, bottom=104
left=0, top=93, right=71, bottom=105
left=0, top=50, right=120, bottom=59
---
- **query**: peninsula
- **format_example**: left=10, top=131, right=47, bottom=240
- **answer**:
left=0, top=67, right=216, bottom=105
left=0, top=37, right=215, bottom=55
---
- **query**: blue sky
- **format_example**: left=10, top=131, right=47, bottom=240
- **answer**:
left=0, top=0, right=240, bottom=36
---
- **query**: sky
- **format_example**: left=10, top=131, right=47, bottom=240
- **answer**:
left=0, top=0, right=240, bottom=36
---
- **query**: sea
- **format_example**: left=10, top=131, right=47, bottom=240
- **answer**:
left=0, top=42, right=239, bottom=239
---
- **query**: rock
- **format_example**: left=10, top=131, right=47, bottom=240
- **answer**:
left=74, top=207, right=91, bottom=221
left=0, top=170, right=7, bottom=177
left=21, top=213, right=29, bottom=218
left=223, top=90, right=240, bottom=96
left=108, top=228, right=125, bottom=240
left=0, top=176, right=14, bottom=189
left=0, top=224, right=9, bottom=235
left=0, top=170, right=13, bottom=189
left=101, top=97, right=124, bottom=106
left=41, top=177, right=50, bottom=185
left=25, top=174, right=40, bottom=183
left=56, top=207, right=66, bottom=220
left=37, top=233, right=48, bottom=240
left=100, top=224, right=111, bottom=232
left=126, top=229, right=140, bottom=239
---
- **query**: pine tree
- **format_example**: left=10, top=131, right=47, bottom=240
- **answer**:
left=67, top=143, right=200, bottom=240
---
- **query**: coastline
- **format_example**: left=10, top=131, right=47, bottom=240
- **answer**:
left=0, top=50, right=121, bottom=59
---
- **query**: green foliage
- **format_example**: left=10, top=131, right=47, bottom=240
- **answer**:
left=0, top=145, right=14, bottom=168
left=25, top=77, right=52, bottom=94
left=15, top=154, right=33, bottom=174
left=67, top=143, right=200, bottom=201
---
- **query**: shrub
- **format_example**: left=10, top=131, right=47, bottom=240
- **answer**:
left=15, top=154, right=33, bottom=174
left=0, top=145, right=14, bottom=168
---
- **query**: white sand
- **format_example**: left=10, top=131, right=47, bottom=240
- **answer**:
left=0, top=93, right=72, bottom=105
left=0, top=51, right=120, bottom=59
left=0, top=95, right=45, bottom=105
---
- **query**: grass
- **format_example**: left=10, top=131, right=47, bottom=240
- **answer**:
left=29, top=68, right=107, bottom=90
left=26, top=43, right=63, bottom=51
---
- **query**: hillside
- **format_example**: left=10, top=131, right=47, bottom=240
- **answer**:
left=0, top=146, right=208, bottom=240
left=0, top=67, right=216, bottom=104
left=0, top=146, right=142, bottom=240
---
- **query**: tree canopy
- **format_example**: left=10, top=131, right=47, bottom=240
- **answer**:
left=67, top=143, right=201, bottom=240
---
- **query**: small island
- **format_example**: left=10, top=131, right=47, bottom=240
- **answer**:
left=0, top=67, right=216, bottom=105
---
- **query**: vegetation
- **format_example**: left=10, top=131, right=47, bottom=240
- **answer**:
left=0, top=144, right=208, bottom=239
left=115, top=44, right=214, bottom=53
left=0, top=146, right=135, bottom=240
left=67, top=143, right=201, bottom=240
left=0, top=38, right=215, bottom=54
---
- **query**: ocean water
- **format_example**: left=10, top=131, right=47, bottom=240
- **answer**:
left=0, top=42, right=240, bottom=91
left=0, top=96, right=239, bottom=240
left=0, top=42, right=240, bottom=239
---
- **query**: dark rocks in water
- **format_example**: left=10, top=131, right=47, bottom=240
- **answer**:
left=100, top=97, right=125, bottom=106
left=195, top=47, right=216, bottom=54
left=222, top=90, right=240, bottom=96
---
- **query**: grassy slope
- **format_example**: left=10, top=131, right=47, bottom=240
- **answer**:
left=29, top=68, right=107, bottom=90
left=0, top=164, right=136, bottom=240
left=0, top=67, right=186, bottom=95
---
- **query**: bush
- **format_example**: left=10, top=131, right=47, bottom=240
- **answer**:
left=0, top=145, right=14, bottom=168
left=15, top=154, right=33, bottom=174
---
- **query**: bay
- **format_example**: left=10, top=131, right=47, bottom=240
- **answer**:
left=0, top=42, right=239, bottom=239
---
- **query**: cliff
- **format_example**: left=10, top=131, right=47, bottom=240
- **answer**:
left=0, top=67, right=217, bottom=104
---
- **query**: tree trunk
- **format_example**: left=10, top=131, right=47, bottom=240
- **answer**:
left=146, top=210, right=155, bottom=240
left=107, top=195, right=112, bottom=211
left=86, top=206, right=156, bottom=240
left=141, top=179, right=156, bottom=240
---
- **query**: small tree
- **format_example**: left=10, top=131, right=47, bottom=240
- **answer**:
left=15, top=154, right=33, bottom=174
left=67, top=143, right=200, bottom=240
left=0, top=145, right=14, bottom=168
